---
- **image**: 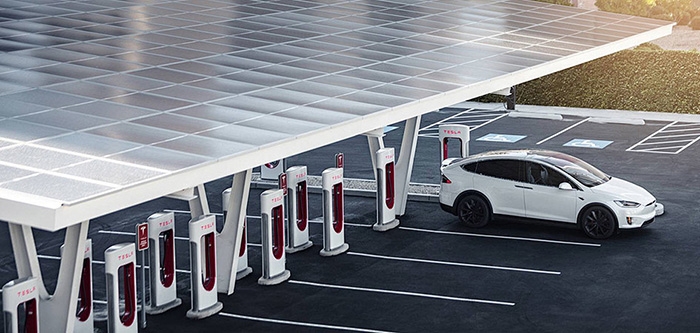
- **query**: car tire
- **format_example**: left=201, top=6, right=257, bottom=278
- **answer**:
left=457, top=194, right=490, bottom=228
left=579, top=205, right=617, bottom=239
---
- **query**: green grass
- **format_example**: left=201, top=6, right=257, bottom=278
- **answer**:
left=476, top=46, right=700, bottom=114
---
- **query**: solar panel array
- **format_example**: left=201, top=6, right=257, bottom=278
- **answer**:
left=0, top=0, right=671, bottom=228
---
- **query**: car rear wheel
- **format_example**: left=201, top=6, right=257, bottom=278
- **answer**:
left=457, top=194, right=490, bottom=228
left=579, top=206, right=616, bottom=239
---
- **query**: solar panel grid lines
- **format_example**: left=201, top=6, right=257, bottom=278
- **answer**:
left=0, top=0, right=674, bottom=229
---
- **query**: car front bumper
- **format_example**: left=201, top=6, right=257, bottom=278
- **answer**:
left=616, top=203, right=659, bottom=229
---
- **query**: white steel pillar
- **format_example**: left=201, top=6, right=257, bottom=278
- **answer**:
left=216, top=169, right=251, bottom=295
left=9, top=220, right=90, bottom=333
left=395, top=115, right=421, bottom=216
left=189, top=184, right=211, bottom=219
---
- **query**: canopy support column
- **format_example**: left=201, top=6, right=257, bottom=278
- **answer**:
left=9, top=220, right=89, bottom=333
left=395, top=116, right=420, bottom=216
left=189, top=184, right=211, bottom=219
left=216, top=169, right=252, bottom=295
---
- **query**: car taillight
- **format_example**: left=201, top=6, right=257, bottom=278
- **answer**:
left=441, top=174, right=451, bottom=184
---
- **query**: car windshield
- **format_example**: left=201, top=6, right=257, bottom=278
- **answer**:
left=533, top=152, right=610, bottom=187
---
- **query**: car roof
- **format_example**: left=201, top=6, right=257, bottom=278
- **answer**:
left=460, top=149, right=572, bottom=163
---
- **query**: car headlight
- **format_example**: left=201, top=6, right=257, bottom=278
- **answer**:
left=614, top=200, right=641, bottom=208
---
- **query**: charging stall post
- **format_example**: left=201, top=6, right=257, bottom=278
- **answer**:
left=285, top=166, right=313, bottom=253
left=258, top=188, right=291, bottom=285
left=104, top=243, right=137, bottom=333
left=222, top=188, right=252, bottom=280
left=145, top=212, right=182, bottom=314
left=373, top=147, right=399, bottom=231
left=2, top=277, right=40, bottom=333
left=439, top=124, right=470, bottom=161
left=187, top=214, right=223, bottom=319
left=320, top=165, right=349, bottom=257
left=261, top=159, right=285, bottom=180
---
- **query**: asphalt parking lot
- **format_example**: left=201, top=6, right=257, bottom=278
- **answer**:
left=2, top=103, right=700, bottom=332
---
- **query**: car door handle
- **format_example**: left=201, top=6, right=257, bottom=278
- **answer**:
left=515, top=185, right=533, bottom=190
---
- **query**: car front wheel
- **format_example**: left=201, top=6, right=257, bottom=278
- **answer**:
left=457, top=194, right=490, bottom=228
left=579, top=206, right=617, bottom=239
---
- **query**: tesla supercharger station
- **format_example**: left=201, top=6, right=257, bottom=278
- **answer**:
left=104, top=243, right=137, bottom=333
left=222, top=188, right=253, bottom=280
left=258, top=189, right=291, bottom=285
left=187, top=214, right=223, bottom=319
left=373, top=148, right=400, bottom=231
left=261, top=159, right=285, bottom=180
left=2, top=276, right=40, bottom=333
left=285, top=166, right=313, bottom=253
left=320, top=167, right=349, bottom=257
left=60, top=239, right=93, bottom=333
left=146, top=212, right=182, bottom=314
left=438, top=124, right=470, bottom=161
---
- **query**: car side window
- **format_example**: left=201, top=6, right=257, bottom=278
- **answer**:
left=475, top=159, right=523, bottom=182
left=461, top=162, right=478, bottom=173
left=527, top=162, right=571, bottom=188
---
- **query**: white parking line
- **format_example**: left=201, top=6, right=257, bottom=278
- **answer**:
left=96, top=230, right=263, bottom=247
left=288, top=280, right=515, bottom=306
left=536, top=118, right=589, bottom=145
left=627, top=121, right=700, bottom=154
left=347, top=252, right=560, bottom=275
left=419, top=108, right=507, bottom=138
left=163, top=210, right=373, bottom=228
left=36, top=254, right=192, bottom=274
left=219, top=312, right=396, bottom=333
left=399, top=226, right=601, bottom=247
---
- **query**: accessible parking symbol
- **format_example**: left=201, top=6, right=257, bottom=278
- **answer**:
left=476, top=133, right=526, bottom=143
left=563, top=139, right=613, bottom=149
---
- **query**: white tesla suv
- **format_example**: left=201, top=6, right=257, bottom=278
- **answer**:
left=439, top=150, right=660, bottom=239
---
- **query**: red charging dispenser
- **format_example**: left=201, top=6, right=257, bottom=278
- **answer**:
left=104, top=243, right=137, bottom=333
left=320, top=167, right=349, bottom=257
left=438, top=124, right=470, bottom=162
left=2, top=277, right=40, bottom=333
left=186, top=214, right=223, bottom=319
left=285, top=166, right=313, bottom=253
left=373, top=148, right=400, bottom=231
left=146, top=212, right=182, bottom=314
left=222, top=188, right=253, bottom=280
left=258, top=189, right=291, bottom=285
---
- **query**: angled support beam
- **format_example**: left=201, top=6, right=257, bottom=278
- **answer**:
left=365, top=128, right=386, bottom=177
left=9, top=220, right=89, bottom=333
left=216, top=169, right=251, bottom=295
left=395, top=116, right=421, bottom=216
left=189, top=184, right=211, bottom=219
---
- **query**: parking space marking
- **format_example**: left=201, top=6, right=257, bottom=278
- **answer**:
left=36, top=254, right=191, bottom=274
left=628, top=121, right=700, bottom=154
left=419, top=108, right=507, bottom=138
left=399, top=226, right=601, bottom=247
left=536, top=118, right=590, bottom=145
left=97, top=229, right=263, bottom=247
left=219, top=312, right=396, bottom=333
left=163, top=210, right=373, bottom=228
left=348, top=252, right=560, bottom=275
left=288, top=280, right=515, bottom=306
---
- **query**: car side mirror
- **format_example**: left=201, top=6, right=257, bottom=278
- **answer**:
left=558, top=182, right=574, bottom=190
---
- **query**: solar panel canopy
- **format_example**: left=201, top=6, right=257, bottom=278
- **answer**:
left=0, top=0, right=672, bottom=231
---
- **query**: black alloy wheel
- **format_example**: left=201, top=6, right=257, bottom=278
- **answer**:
left=457, top=194, right=490, bottom=228
left=580, top=206, right=616, bottom=239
